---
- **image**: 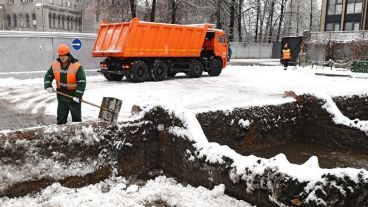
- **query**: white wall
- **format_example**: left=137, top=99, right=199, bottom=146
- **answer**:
left=230, top=42, right=273, bottom=59
left=0, top=31, right=102, bottom=74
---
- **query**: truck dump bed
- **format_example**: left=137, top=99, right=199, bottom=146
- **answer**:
left=92, top=18, right=210, bottom=58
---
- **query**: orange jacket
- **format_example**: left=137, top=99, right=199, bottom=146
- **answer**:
left=51, top=61, right=81, bottom=90
left=282, top=48, right=291, bottom=60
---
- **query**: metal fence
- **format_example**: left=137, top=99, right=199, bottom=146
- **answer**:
left=305, top=31, right=368, bottom=64
left=0, top=31, right=279, bottom=78
left=0, top=31, right=102, bottom=75
left=309, top=31, right=368, bottom=42
left=229, top=42, right=276, bottom=59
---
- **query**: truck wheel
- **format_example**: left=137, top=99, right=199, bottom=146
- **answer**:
left=208, top=59, right=223, bottom=76
left=150, top=60, right=168, bottom=81
left=188, top=60, right=203, bottom=78
left=131, top=60, right=149, bottom=82
left=103, top=73, right=124, bottom=81
left=103, top=73, right=114, bottom=81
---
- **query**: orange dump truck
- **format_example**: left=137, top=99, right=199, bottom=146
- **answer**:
left=92, top=18, right=229, bottom=82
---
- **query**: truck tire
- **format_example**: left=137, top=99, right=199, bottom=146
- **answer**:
left=150, top=60, right=168, bottom=81
left=131, top=60, right=149, bottom=82
left=103, top=73, right=124, bottom=81
left=188, top=60, right=203, bottom=78
left=208, top=59, right=223, bottom=76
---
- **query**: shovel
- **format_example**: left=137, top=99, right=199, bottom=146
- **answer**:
left=54, top=90, right=122, bottom=126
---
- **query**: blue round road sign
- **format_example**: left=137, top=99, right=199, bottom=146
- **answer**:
left=71, top=39, right=82, bottom=50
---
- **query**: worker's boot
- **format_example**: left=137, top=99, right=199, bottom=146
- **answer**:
left=284, top=67, right=287, bottom=70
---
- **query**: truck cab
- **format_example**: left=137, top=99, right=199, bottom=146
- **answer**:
left=200, top=30, right=229, bottom=76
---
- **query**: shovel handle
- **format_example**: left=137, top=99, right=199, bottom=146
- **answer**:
left=54, top=90, right=113, bottom=113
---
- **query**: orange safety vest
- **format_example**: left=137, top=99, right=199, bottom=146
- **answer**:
left=282, top=49, right=291, bottom=60
left=51, top=60, right=81, bottom=90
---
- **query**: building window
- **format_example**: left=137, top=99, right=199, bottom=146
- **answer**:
left=49, top=13, right=52, bottom=28
left=326, top=22, right=341, bottom=31
left=62, top=15, right=65, bottom=29
left=13, top=14, right=17, bottom=28
left=328, top=0, right=343, bottom=15
left=345, top=21, right=360, bottom=31
left=67, top=16, right=70, bottom=30
left=346, top=0, right=362, bottom=14
left=7, top=0, right=14, bottom=4
left=70, top=17, right=74, bottom=30
left=21, top=0, right=34, bottom=3
left=58, top=15, right=61, bottom=29
left=6, top=15, right=11, bottom=29
left=53, top=14, right=56, bottom=29
left=32, top=13, right=36, bottom=27
left=26, top=14, right=30, bottom=28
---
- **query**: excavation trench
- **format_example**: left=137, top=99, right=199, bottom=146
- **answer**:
left=0, top=94, right=368, bottom=207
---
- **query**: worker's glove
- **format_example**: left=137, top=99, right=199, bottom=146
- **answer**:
left=72, top=97, right=80, bottom=103
left=46, top=87, right=54, bottom=93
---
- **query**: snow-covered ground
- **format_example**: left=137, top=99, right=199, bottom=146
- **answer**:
left=1, top=64, right=368, bottom=207
left=0, top=176, right=254, bottom=207
left=0, top=64, right=367, bottom=123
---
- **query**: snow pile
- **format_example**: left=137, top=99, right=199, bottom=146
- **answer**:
left=238, top=119, right=251, bottom=129
left=165, top=105, right=368, bottom=204
left=320, top=94, right=368, bottom=134
left=0, top=176, right=254, bottom=207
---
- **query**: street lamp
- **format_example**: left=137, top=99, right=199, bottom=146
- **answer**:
left=34, top=0, right=44, bottom=31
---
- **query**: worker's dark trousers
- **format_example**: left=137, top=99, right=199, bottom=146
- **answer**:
left=283, top=60, right=289, bottom=70
left=57, top=101, right=82, bottom=125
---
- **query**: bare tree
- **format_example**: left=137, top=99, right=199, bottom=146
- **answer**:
left=216, top=0, right=222, bottom=29
left=309, top=0, right=313, bottom=30
left=276, top=0, right=288, bottom=41
left=255, top=0, right=260, bottom=42
left=228, top=0, right=236, bottom=41
left=130, top=0, right=136, bottom=18
left=238, top=0, right=244, bottom=42
left=268, top=0, right=275, bottom=43
left=171, top=0, right=178, bottom=23
left=259, top=0, right=268, bottom=42
left=151, top=0, right=157, bottom=22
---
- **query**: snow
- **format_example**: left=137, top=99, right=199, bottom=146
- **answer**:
left=238, top=119, right=250, bottom=129
left=1, top=64, right=368, bottom=206
left=1, top=65, right=368, bottom=123
left=0, top=176, right=254, bottom=207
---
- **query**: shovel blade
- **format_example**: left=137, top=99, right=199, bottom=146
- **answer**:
left=98, top=97, right=122, bottom=126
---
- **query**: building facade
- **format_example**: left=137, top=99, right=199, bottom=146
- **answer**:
left=321, top=0, right=368, bottom=31
left=81, top=0, right=99, bottom=33
left=0, top=0, right=4, bottom=30
left=0, top=0, right=82, bottom=32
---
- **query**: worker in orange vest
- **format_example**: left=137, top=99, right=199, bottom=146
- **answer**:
left=281, top=43, right=292, bottom=70
left=44, top=44, right=86, bottom=125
